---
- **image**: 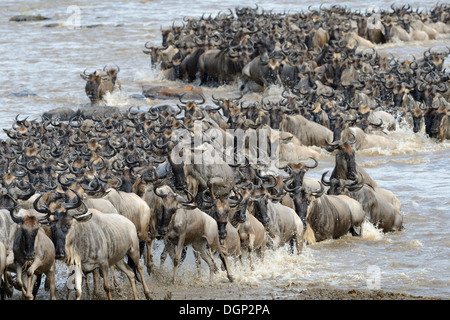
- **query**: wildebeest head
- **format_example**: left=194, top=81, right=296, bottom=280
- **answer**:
left=321, top=170, right=364, bottom=196
left=154, top=185, right=194, bottom=236
left=327, top=141, right=358, bottom=181
left=249, top=172, right=278, bottom=230
left=230, top=186, right=250, bottom=225
left=291, top=183, right=325, bottom=226
left=204, top=178, right=241, bottom=240
left=9, top=195, right=51, bottom=261
left=283, top=157, right=318, bottom=193
left=80, top=66, right=120, bottom=104
left=80, top=69, right=107, bottom=104
left=260, top=53, right=282, bottom=86
left=33, top=189, right=90, bottom=260
left=411, top=105, right=425, bottom=133
left=251, top=191, right=270, bottom=229
left=104, top=65, right=120, bottom=87
left=425, top=105, right=448, bottom=139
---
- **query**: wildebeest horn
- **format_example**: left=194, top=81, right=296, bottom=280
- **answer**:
left=311, top=182, right=325, bottom=198
left=345, top=131, right=357, bottom=145
left=345, top=173, right=364, bottom=192
left=80, top=69, right=91, bottom=80
left=304, top=157, right=318, bottom=169
left=178, top=93, right=206, bottom=105
left=4, top=194, right=23, bottom=224
left=321, top=170, right=331, bottom=186
left=32, top=193, right=57, bottom=223
left=63, top=189, right=84, bottom=212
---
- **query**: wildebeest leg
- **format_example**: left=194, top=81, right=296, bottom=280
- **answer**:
left=248, top=233, right=255, bottom=270
left=92, top=269, right=99, bottom=296
left=100, top=265, right=112, bottom=300
left=288, top=239, right=295, bottom=254
left=14, top=263, right=25, bottom=297
left=160, top=240, right=170, bottom=267
left=217, top=252, right=234, bottom=282
left=70, top=265, right=83, bottom=300
left=46, top=262, right=57, bottom=300
left=127, top=241, right=145, bottom=282
left=24, top=272, right=35, bottom=300
left=193, top=250, right=202, bottom=278
left=160, top=240, right=176, bottom=263
left=126, top=239, right=151, bottom=299
left=145, top=237, right=154, bottom=275
left=32, top=274, right=42, bottom=299
left=350, top=226, right=359, bottom=237
left=173, top=234, right=186, bottom=283
left=115, top=260, right=140, bottom=300
left=111, top=266, right=122, bottom=295
left=193, top=242, right=216, bottom=282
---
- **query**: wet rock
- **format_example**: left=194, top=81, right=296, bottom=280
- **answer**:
left=83, top=24, right=103, bottom=28
left=42, top=107, right=75, bottom=121
left=129, top=93, right=147, bottom=100
left=10, top=14, right=51, bottom=22
left=43, top=23, right=60, bottom=28
left=6, top=90, right=37, bottom=97
left=77, top=106, right=122, bottom=119
left=142, top=84, right=204, bottom=100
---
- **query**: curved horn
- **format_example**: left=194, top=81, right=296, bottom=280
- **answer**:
left=6, top=195, right=23, bottom=224
left=304, top=157, right=318, bottom=169
left=321, top=170, right=331, bottom=186
left=311, top=182, right=325, bottom=198
left=63, top=189, right=84, bottom=212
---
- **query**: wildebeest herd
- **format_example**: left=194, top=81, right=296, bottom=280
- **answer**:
left=0, top=4, right=449, bottom=300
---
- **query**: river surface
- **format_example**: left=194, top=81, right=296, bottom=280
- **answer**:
left=1, top=0, right=449, bottom=299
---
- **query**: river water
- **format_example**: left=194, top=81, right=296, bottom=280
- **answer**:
left=1, top=0, right=449, bottom=299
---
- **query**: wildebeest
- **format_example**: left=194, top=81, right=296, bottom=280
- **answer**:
left=155, top=185, right=234, bottom=283
left=280, top=114, right=333, bottom=148
left=228, top=186, right=266, bottom=270
left=198, top=47, right=247, bottom=86
left=382, top=19, right=410, bottom=42
left=291, top=182, right=365, bottom=243
left=250, top=187, right=304, bottom=254
left=425, top=105, right=449, bottom=140
left=100, top=188, right=154, bottom=268
left=34, top=190, right=151, bottom=300
left=10, top=200, right=56, bottom=300
left=0, top=240, right=7, bottom=299
left=241, top=53, right=282, bottom=90
left=80, top=66, right=121, bottom=104
left=327, top=140, right=378, bottom=188
left=325, top=174, right=403, bottom=232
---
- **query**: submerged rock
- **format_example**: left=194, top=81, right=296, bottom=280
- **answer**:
left=142, top=84, right=204, bottom=100
left=77, top=105, right=122, bottom=119
left=10, top=14, right=51, bottom=22
left=42, top=107, right=75, bottom=121
left=6, top=90, right=38, bottom=97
